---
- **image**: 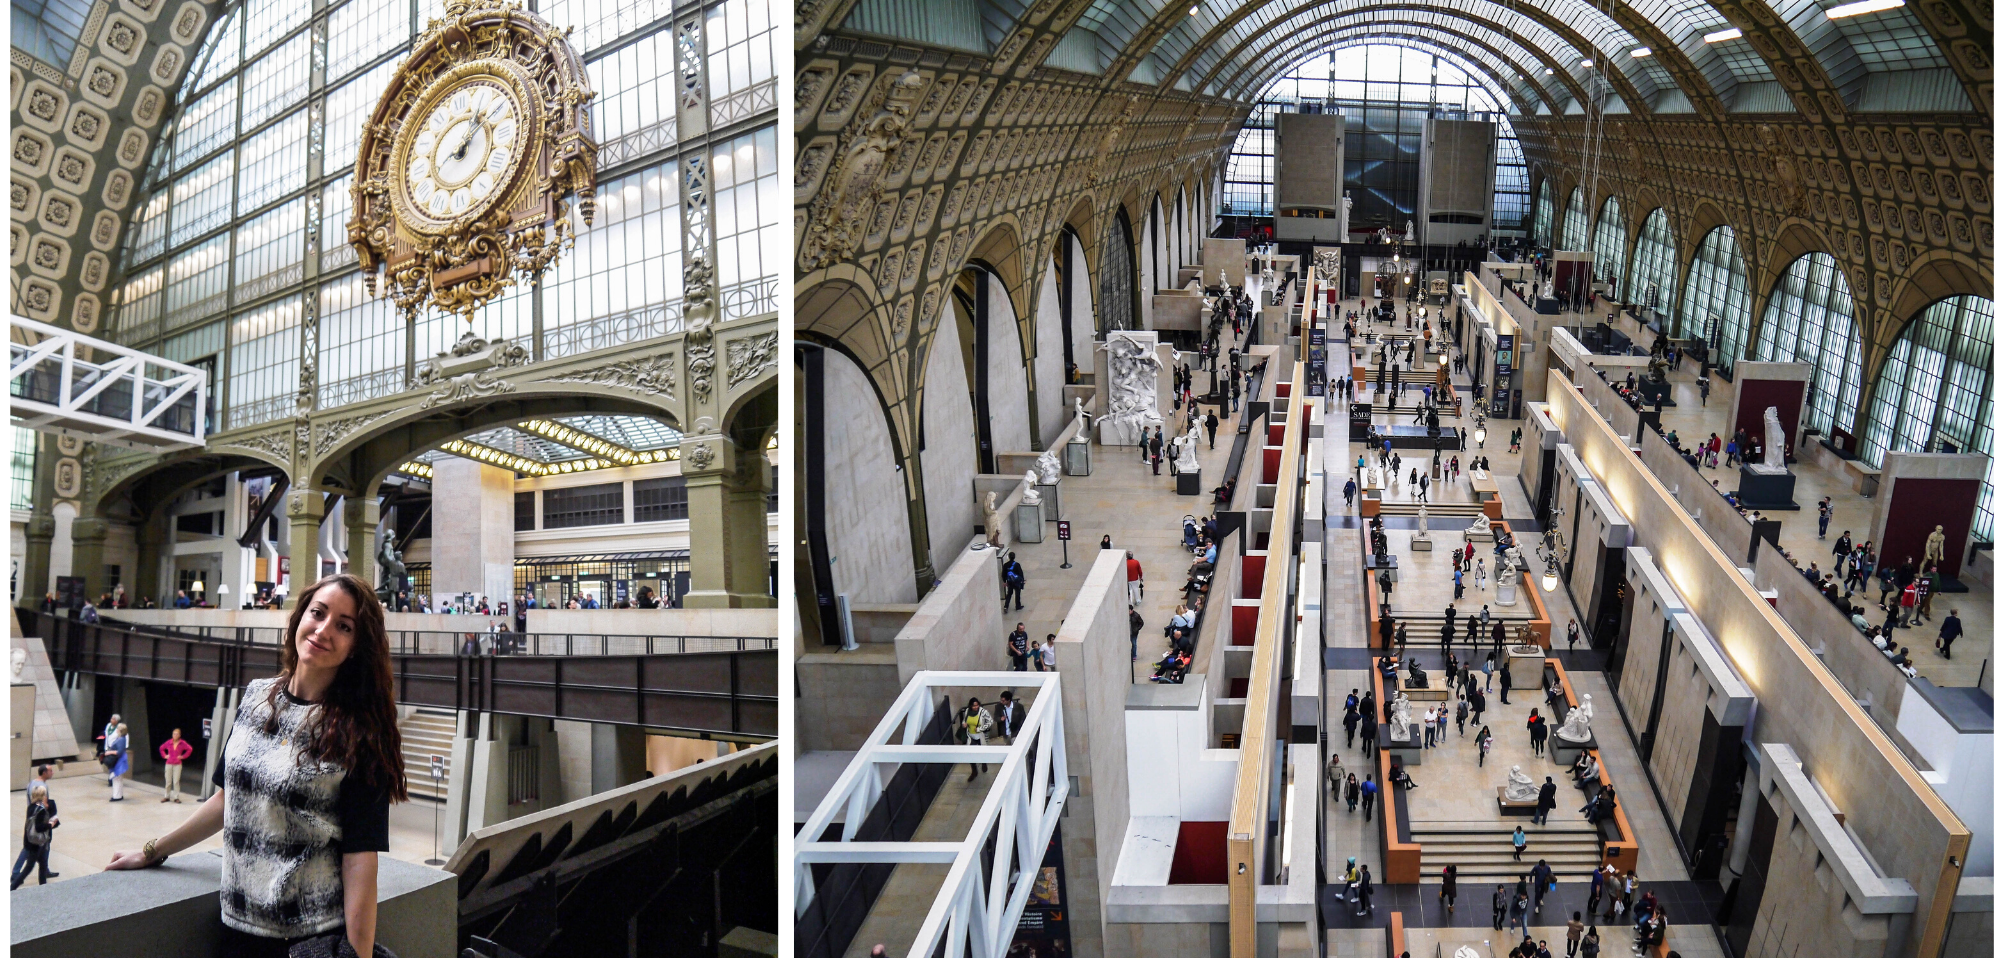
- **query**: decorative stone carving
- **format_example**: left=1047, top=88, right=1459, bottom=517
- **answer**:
left=550, top=355, right=677, bottom=399
left=1415, top=505, right=1430, bottom=540
left=1466, top=514, right=1493, bottom=536
left=1556, top=693, right=1594, bottom=743
left=1172, top=425, right=1200, bottom=474
left=1034, top=447, right=1061, bottom=486
left=419, top=369, right=515, bottom=409
left=225, top=431, right=293, bottom=464
left=687, top=340, right=716, bottom=404
left=315, top=411, right=394, bottom=457
left=1097, top=332, right=1163, bottom=444
left=53, top=457, right=80, bottom=498
left=799, top=71, right=927, bottom=270
left=726, top=331, right=777, bottom=388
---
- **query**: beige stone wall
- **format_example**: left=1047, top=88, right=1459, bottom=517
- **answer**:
left=1546, top=372, right=1967, bottom=957
left=1055, top=549, right=1135, bottom=958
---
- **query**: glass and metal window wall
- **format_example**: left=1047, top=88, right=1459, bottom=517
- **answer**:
left=1862, top=296, right=1995, bottom=538
left=108, top=0, right=780, bottom=432
left=1221, top=45, right=1530, bottom=232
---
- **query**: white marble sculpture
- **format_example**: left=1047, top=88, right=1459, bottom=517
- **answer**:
left=1415, top=505, right=1430, bottom=540
left=1497, top=552, right=1518, bottom=586
left=1389, top=692, right=1413, bottom=742
left=1541, top=280, right=1555, bottom=300
left=982, top=491, right=1003, bottom=547
left=1035, top=447, right=1062, bottom=486
left=1405, top=219, right=1416, bottom=242
left=1018, top=471, right=1042, bottom=506
left=1925, top=525, right=1947, bottom=566
left=1099, top=333, right=1165, bottom=445
left=1466, top=514, right=1494, bottom=536
left=1760, top=406, right=1787, bottom=470
left=1072, top=397, right=1089, bottom=436
left=1173, top=425, right=1202, bottom=473
left=1505, top=764, right=1539, bottom=802
left=1556, top=693, right=1595, bottom=742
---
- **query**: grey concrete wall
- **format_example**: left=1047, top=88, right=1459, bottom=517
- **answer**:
left=822, top=347, right=921, bottom=604
left=1637, top=427, right=1755, bottom=564
left=1616, top=547, right=1684, bottom=752
left=1274, top=115, right=1344, bottom=214
left=923, top=303, right=982, bottom=576
left=1056, top=549, right=1135, bottom=958
left=1745, top=744, right=1917, bottom=958
left=1545, top=372, right=1967, bottom=956
left=13, top=630, right=80, bottom=761
left=9, top=850, right=457, bottom=958
left=988, top=282, right=1035, bottom=460
left=894, top=540, right=1007, bottom=685
left=1750, top=544, right=1910, bottom=721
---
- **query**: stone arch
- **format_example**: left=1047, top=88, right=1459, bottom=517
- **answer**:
left=1881, top=250, right=1991, bottom=353
left=1748, top=218, right=1845, bottom=345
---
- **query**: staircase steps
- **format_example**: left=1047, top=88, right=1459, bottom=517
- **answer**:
left=1375, top=610, right=1540, bottom=648
left=1378, top=501, right=1487, bottom=517
left=1412, top=820, right=1604, bottom=879
left=400, top=709, right=458, bottom=801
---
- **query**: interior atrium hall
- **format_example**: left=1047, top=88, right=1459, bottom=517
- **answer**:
left=9, top=0, right=779, bottom=953
left=792, top=2, right=1990, bottom=958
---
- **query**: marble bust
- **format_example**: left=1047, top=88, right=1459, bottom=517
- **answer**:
left=1505, top=764, right=1539, bottom=802
left=1556, top=693, right=1594, bottom=742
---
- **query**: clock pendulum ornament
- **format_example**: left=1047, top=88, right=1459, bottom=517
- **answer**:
left=347, top=0, right=598, bottom=325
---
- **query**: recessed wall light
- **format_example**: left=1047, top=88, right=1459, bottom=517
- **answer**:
left=1704, top=27, right=1743, bottom=42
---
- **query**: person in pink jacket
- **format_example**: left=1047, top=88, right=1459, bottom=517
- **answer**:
left=158, top=728, right=194, bottom=803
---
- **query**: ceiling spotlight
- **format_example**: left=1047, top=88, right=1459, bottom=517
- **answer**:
left=1580, top=58, right=1594, bottom=67
left=1704, top=26, right=1743, bottom=42
left=1629, top=46, right=1652, bottom=57
left=1825, top=0, right=1903, bottom=16
left=1188, top=3, right=1198, bottom=13
left=1545, top=67, right=1555, bottom=75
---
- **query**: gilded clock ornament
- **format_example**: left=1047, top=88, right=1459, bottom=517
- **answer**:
left=348, top=0, right=597, bottom=326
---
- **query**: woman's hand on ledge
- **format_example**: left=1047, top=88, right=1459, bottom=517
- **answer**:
left=104, top=849, right=153, bottom=870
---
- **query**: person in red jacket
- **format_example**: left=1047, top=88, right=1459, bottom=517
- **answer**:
left=158, top=728, right=194, bottom=803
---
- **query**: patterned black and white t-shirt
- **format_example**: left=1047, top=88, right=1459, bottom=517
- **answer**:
left=211, top=677, right=391, bottom=939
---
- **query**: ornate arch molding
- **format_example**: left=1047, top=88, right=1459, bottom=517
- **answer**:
left=85, top=450, right=288, bottom=523
left=1879, top=251, right=1992, bottom=352
left=1742, top=218, right=1848, bottom=353
left=1231, top=23, right=1563, bottom=114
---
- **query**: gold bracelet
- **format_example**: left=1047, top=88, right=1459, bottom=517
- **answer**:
left=142, top=838, right=168, bottom=866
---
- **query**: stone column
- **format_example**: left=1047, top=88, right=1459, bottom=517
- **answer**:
left=429, top=457, right=516, bottom=605
left=344, top=496, right=380, bottom=591
left=21, top=513, right=55, bottom=607
left=590, top=722, right=649, bottom=793
left=285, top=489, right=326, bottom=605
left=69, top=517, right=110, bottom=604
left=681, top=437, right=774, bottom=608
left=134, top=512, right=168, bottom=609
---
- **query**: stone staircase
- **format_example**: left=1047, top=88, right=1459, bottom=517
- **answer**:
left=1378, top=500, right=1486, bottom=517
left=400, top=709, right=458, bottom=801
left=1379, top=609, right=1539, bottom=648
left=1413, top=820, right=1604, bottom=880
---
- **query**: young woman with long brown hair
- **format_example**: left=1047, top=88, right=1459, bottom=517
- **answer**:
left=107, top=573, right=408, bottom=957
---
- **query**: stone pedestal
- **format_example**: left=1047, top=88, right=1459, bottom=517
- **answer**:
left=1552, top=734, right=1597, bottom=768
left=1015, top=501, right=1045, bottom=542
left=1035, top=481, right=1062, bottom=519
left=1504, top=645, right=1544, bottom=690
left=1384, top=737, right=1423, bottom=765
left=1176, top=469, right=1201, bottom=496
left=1496, top=581, right=1518, bottom=606
left=1064, top=437, right=1091, bottom=476
left=1736, top=464, right=1799, bottom=510
left=1410, top=536, right=1433, bottom=551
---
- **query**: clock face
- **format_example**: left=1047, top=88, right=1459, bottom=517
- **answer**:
left=400, top=78, right=524, bottom=228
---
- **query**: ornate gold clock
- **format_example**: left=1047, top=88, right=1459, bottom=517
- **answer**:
left=349, top=0, right=597, bottom=324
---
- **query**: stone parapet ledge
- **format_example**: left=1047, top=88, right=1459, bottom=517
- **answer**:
left=1759, top=743, right=1921, bottom=914
left=10, top=850, right=457, bottom=958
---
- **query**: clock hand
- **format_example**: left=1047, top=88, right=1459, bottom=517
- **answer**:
left=449, top=107, right=493, bottom=162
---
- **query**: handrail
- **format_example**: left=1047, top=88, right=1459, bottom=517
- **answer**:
left=90, top=614, right=773, bottom=656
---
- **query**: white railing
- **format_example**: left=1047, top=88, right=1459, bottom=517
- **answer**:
left=10, top=313, right=208, bottom=451
left=795, top=671, right=1069, bottom=958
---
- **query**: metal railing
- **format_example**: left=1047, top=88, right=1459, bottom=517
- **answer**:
left=543, top=299, right=685, bottom=361
left=10, top=313, right=207, bottom=451
left=98, top=615, right=773, bottom=656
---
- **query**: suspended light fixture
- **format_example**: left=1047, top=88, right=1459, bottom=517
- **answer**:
left=1541, top=564, right=1559, bottom=593
left=1704, top=27, right=1743, bottom=41
left=1473, top=425, right=1487, bottom=445
left=1825, top=0, right=1902, bottom=16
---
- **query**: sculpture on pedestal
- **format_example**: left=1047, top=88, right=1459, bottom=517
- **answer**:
left=1389, top=692, right=1413, bottom=741
left=1556, top=693, right=1595, bottom=742
left=1466, top=514, right=1493, bottom=536
left=1505, top=765, right=1539, bottom=802
left=982, top=491, right=1003, bottom=547
left=376, top=536, right=406, bottom=604
left=1406, top=658, right=1428, bottom=688
left=1415, top=506, right=1430, bottom=540
left=1100, top=333, right=1165, bottom=444
left=1925, top=525, right=1947, bottom=566
left=1761, top=407, right=1786, bottom=469
left=1072, top=397, right=1089, bottom=436
left=1035, top=447, right=1062, bottom=486
left=1172, top=425, right=1202, bottom=474
left=1018, top=472, right=1042, bottom=506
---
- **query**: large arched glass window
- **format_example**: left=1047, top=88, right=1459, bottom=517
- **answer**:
left=1590, top=197, right=1625, bottom=289
left=1677, top=227, right=1751, bottom=374
left=1757, top=252, right=1866, bottom=436
left=1533, top=180, right=1554, bottom=245
left=1561, top=187, right=1589, bottom=250
left=1862, top=296, right=1994, bottom=535
left=1625, top=209, right=1678, bottom=324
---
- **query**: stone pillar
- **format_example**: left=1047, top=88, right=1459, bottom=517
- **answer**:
left=117, top=678, right=153, bottom=776
left=590, top=722, right=649, bottom=793
left=442, top=709, right=479, bottom=851
left=463, top=712, right=512, bottom=834
left=134, top=512, right=169, bottom=609
left=430, top=457, right=516, bottom=605
left=681, top=438, right=774, bottom=608
left=284, top=489, right=326, bottom=604
left=21, top=513, right=55, bottom=607
left=69, top=517, right=110, bottom=605
left=199, top=686, right=238, bottom=801
left=345, top=496, right=380, bottom=592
